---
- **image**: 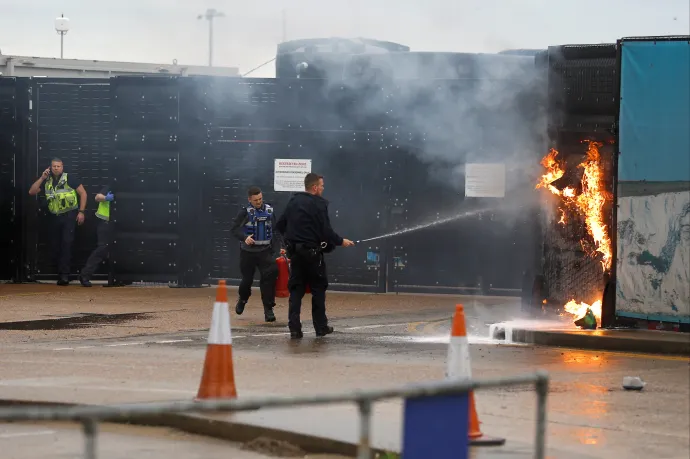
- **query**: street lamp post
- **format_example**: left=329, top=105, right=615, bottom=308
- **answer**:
left=197, top=9, right=225, bottom=67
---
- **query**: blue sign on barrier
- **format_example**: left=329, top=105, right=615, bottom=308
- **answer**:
left=402, top=393, right=470, bottom=458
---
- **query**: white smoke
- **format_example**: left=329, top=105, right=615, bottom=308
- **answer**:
left=289, top=42, right=548, bottom=219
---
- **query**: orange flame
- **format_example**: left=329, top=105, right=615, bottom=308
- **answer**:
left=563, top=299, right=602, bottom=325
left=576, top=141, right=612, bottom=271
left=535, top=141, right=612, bottom=272
left=536, top=141, right=612, bottom=326
left=536, top=148, right=565, bottom=196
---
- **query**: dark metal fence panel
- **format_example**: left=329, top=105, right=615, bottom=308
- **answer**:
left=379, top=68, right=544, bottom=295
left=23, top=79, right=112, bottom=280
left=191, top=77, right=288, bottom=283
left=175, top=78, right=209, bottom=287
left=279, top=79, right=388, bottom=291
left=7, top=60, right=546, bottom=294
left=385, top=149, right=539, bottom=296
left=110, top=76, right=180, bottom=284
left=545, top=44, right=618, bottom=134
left=203, top=126, right=291, bottom=282
left=0, top=78, right=22, bottom=281
left=539, top=45, right=618, bottom=307
left=297, top=129, right=387, bottom=291
left=197, top=77, right=386, bottom=291
left=203, top=77, right=283, bottom=129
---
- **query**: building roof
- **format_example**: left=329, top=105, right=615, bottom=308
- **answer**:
left=0, top=53, right=240, bottom=78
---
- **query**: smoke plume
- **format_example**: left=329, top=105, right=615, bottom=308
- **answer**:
left=288, top=42, right=548, bottom=223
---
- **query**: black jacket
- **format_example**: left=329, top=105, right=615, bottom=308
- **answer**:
left=275, top=192, right=343, bottom=249
left=230, top=205, right=282, bottom=254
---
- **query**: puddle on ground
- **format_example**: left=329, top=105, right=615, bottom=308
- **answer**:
left=0, top=312, right=153, bottom=330
left=372, top=334, right=526, bottom=346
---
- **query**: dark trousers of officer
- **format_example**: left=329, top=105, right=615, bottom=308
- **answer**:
left=287, top=246, right=328, bottom=333
left=51, top=210, right=77, bottom=278
left=81, top=220, right=113, bottom=280
left=238, top=248, right=278, bottom=310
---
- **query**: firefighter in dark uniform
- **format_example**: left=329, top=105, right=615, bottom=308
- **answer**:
left=230, top=186, right=284, bottom=322
left=79, top=184, right=115, bottom=287
left=275, top=173, right=355, bottom=339
left=28, top=158, right=88, bottom=286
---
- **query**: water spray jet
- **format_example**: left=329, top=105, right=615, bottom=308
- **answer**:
left=355, top=201, right=535, bottom=244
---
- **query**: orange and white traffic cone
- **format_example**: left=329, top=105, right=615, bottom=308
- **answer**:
left=196, top=280, right=237, bottom=400
left=447, top=304, right=505, bottom=446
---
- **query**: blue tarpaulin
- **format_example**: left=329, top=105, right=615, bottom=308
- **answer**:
left=616, top=38, right=690, bottom=323
left=619, top=40, right=690, bottom=182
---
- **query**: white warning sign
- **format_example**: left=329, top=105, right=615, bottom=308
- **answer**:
left=274, top=159, right=312, bottom=192
left=465, top=163, right=506, bottom=198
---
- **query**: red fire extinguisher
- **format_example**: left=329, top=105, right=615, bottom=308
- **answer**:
left=275, top=256, right=290, bottom=298
left=275, top=255, right=310, bottom=297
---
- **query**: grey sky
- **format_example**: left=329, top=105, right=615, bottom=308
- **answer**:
left=1, top=0, right=688, bottom=77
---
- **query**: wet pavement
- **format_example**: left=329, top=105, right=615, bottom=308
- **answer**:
left=0, top=422, right=291, bottom=459
left=0, top=283, right=506, bottom=344
left=0, top=312, right=154, bottom=331
left=0, top=285, right=688, bottom=458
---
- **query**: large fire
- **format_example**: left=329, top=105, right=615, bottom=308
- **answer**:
left=536, top=140, right=612, bottom=327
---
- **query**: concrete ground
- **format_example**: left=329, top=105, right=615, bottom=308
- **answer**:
left=0, top=422, right=327, bottom=459
left=0, top=283, right=688, bottom=459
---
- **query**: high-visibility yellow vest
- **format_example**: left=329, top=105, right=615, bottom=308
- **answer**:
left=96, top=200, right=110, bottom=221
left=44, top=173, right=78, bottom=215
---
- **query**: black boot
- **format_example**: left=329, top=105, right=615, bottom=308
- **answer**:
left=235, top=299, right=247, bottom=315
left=290, top=330, right=303, bottom=339
left=264, top=307, right=276, bottom=322
left=80, top=275, right=92, bottom=287
left=57, top=276, right=69, bottom=286
left=316, top=326, right=334, bottom=337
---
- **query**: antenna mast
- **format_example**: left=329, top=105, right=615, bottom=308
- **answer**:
left=54, top=14, right=70, bottom=59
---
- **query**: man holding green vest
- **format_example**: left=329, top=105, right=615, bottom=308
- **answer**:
left=80, top=184, right=114, bottom=287
left=28, top=158, right=87, bottom=285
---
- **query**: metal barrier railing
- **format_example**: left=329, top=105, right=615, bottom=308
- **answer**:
left=0, top=371, right=549, bottom=459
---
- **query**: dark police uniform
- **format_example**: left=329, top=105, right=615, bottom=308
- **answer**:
left=275, top=191, right=343, bottom=338
left=231, top=202, right=282, bottom=322
left=41, top=172, right=83, bottom=285
left=80, top=185, right=114, bottom=287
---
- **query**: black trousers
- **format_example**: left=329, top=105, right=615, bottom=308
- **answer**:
left=287, top=247, right=328, bottom=333
left=238, top=248, right=278, bottom=309
left=51, top=210, right=77, bottom=278
left=81, top=220, right=113, bottom=279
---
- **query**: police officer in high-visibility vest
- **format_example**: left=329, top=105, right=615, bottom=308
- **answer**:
left=230, top=186, right=285, bottom=322
left=79, top=184, right=115, bottom=287
left=28, top=158, right=88, bottom=285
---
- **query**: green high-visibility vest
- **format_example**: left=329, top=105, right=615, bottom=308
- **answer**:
left=96, top=200, right=110, bottom=221
left=44, top=173, right=78, bottom=215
